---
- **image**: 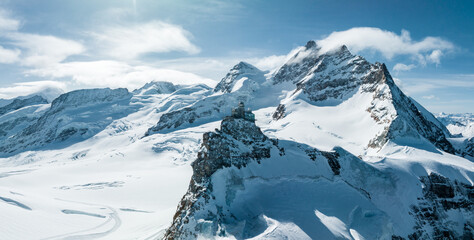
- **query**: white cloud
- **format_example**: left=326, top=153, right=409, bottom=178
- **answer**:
left=0, top=46, right=20, bottom=63
left=0, top=9, right=20, bottom=31
left=27, top=60, right=216, bottom=90
left=393, top=63, right=416, bottom=72
left=0, top=7, right=85, bottom=67
left=153, top=57, right=235, bottom=81
left=427, top=49, right=442, bottom=65
left=8, top=33, right=85, bottom=67
left=91, top=21, right=200, bottom=59
left=249, top=55, right=288, bottom=72
left=246, top=47, right=304, bottom=72
left=0, top=80, right=66, bottom=100
left=317, top=27, right=454, bottom=61
left=422, top=95, right=436, bottom=100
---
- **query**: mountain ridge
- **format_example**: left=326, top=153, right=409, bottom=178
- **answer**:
left=0, top=40, right=472, bottom=240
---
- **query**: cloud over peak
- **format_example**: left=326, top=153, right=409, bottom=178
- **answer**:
left=317, top=27, right=454, bottom=64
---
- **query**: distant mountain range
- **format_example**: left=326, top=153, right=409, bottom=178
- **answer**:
left=0, top=41, right=472, bottom=240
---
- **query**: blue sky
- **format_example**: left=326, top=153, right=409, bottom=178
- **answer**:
left=0, top=0, right=472, bottom=113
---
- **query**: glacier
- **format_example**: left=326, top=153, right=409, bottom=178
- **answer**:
left=0, top=41, right=472, bottom=240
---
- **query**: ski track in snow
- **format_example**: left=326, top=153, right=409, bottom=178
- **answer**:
left=43, top=199, right=121, bottom=240
left=0, top=45, right=472, bottom=239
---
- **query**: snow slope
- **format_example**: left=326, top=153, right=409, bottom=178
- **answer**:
left=0, top=41, right=472, bottom=240
left=0, top=84, right=218, bottom=239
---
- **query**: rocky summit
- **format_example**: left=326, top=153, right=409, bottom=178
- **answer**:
left=0, top=41, right=472, bottom=240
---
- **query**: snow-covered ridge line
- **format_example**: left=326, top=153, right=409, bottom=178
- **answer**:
left=0, top=88, right=136, bottom=157
left=49, top=88, right=131, bottom=111
left=0, top=95, right=48, bottom=116
left=146, top=40, right=461, bottom=157
left=165, top=107, right=474, bottom=239
left=0, top=40, right=472, bottom=240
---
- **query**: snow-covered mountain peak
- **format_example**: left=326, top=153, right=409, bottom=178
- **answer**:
left=0, top=88, right=136, bottom=157
left=164, top=114, right=277, bottom=239
left=304, top=39, right=317, bottom=49
left=0, top=40, right=473, bottom=240
left=213, top=61, right=266, bottom=93
left=50, top=88, right=131, bottom=112
left=273, top=42, right=368, bottom=87
left=132, top=81, right=178, bottom=95
left=233, top=61, right=260, bottom=71
left=0, top=95, right=48, bottom=116
left=267, top=41, right=460, bottom=157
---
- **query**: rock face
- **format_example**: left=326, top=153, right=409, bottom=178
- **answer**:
left=165, top=113, right=473, bottom=239
left=0, top=88, right=134, bottom=157
left=274, top=43, right=371, bottom=103
left=272, top=104, right=285, bottom=120
left=164, top=112, right=399, bottom=239
left=160, top=41, right=472, bottom=240
left=147, top=41, right=456, bottom=157
left=409, top=173, right=473, bottom=239
left=364, top=64, right=455, bottom=154
left=273, top=41, right=455, bottom=154
left=164, top=116, right=275, bottom=239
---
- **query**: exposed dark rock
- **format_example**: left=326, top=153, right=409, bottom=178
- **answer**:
left=322, top=151, right=341, bottom=175
left=272, top=104, right=286, bottom=120
left=408, top=173, right=473, bottom=239
left=366, top=64, right=455, bottom=154
left=302, top=146, right=340, bottom=175
left=459, top=137, right=474, bottom=158
left=392, top=235, right=405, bottom=240
left=193, top=116, right=271, bottom=183
left=164, top=116, right=274, bottom=239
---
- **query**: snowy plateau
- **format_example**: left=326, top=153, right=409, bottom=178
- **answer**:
left=0, top=41, right=472, bottom=240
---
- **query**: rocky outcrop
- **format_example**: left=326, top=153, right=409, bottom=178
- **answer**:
left=365, top=64, right=455, bottom=154
left=465, top=138, right=474, bottom=158
left=273, top=42, right=371, bottom=102
left=164, top=116, right=274, bottom=239
left=272, top=41, right=455, bottom=154
left=409, top=173, right=473, bottom=239
left=272, top=104, right=285, bottom=120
